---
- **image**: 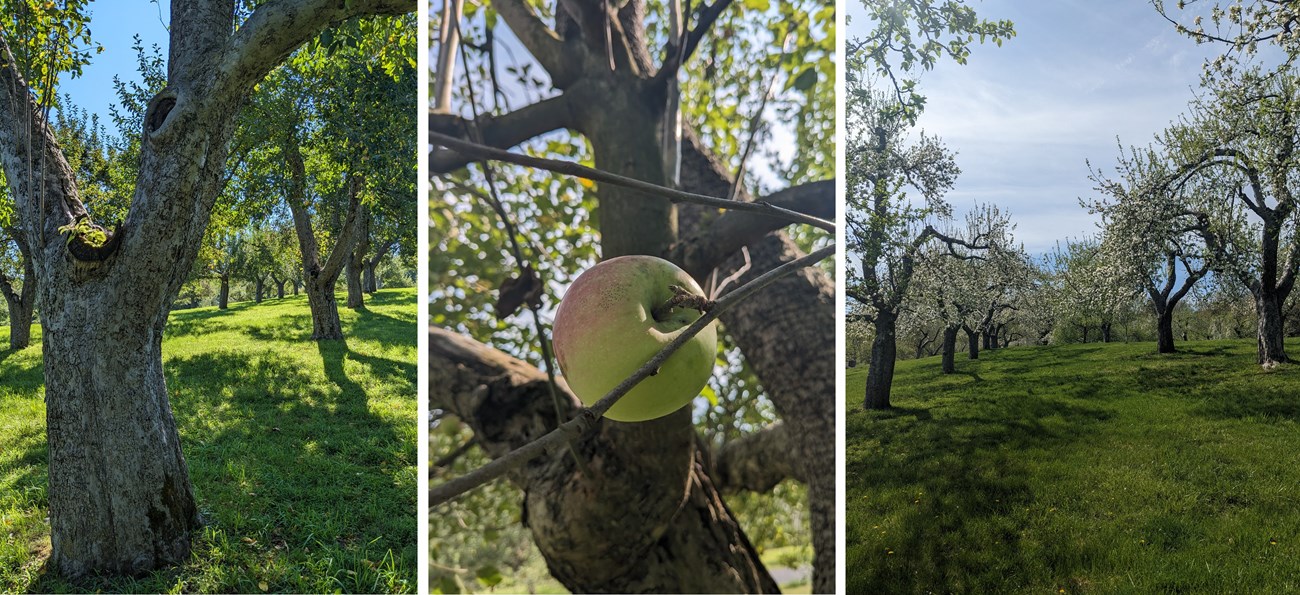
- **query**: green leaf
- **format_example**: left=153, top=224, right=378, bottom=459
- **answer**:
left=792, top=67, right=817, bottom=91
left=475, top=565, right=503, bottom=587
left=742, top=0, right=770, bottom=11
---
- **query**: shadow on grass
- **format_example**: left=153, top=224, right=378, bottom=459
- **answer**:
left=846, top=367, right=1116, bottom=592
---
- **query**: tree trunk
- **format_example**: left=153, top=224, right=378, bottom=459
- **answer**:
left=1101, top=321, right=1112, bottom=343
left=305, top=276, right=343, bottom=339
left=941, top=325, right=958, bottom=374
left=293, top=280, right=300, bottom=295
left=43, top=304, right=202, bottom=577
left=864, top=310, right=897, bottom=409
left=346, top=211, right=369, bottom=310
left=273, top=275, right=285, bottom=299
left=0, top=233, right=35, bottom=350
left=254, top=276, right=265, bottom=303
left=982, top=330, right=992, bottom=351
left=283, top=139, right=365, bottom=340
left=1156, top=307, right=1176, bottom=354
left=363, top=255, right=380, bottom=293
left=430, top=328, right=778, bottom=593
left=1256, top=290, right=1289, bottom=366
left=965, top=325, right=979, bottom=360
left=218, top=274, right=230, bottom=310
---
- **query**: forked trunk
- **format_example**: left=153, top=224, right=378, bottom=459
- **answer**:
left=44, top=298, right=201, bottom=577
left=306, top=276, right=344, bottom=340
left=864, top=311, right=897, bottom=410
left=1100, top=321, right=1112, bottom=343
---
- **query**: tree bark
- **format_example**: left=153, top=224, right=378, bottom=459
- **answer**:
left=1101, top=321, right=1112, bottom=343
left=865, top=310, right=897, bottom=409
left=429, top=327, right=778, bottom=594
left=941, top=325, right=958, bottom=374
left=363, top=257, right=379, bottom=293
left=1256, top=290, right=1289, bottom=366
left=254, top=275, right=265, bottom=303
left=346, top=209, right=370, bottom=310
left=965, top=325, right=979, bottom=360
left=1156, top=308, right=1176, bottom=354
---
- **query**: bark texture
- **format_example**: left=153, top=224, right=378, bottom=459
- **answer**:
left=864, top=311, right=897, bottom=409
left=0, top=0, right=412, bottom=578
left=430, top=327, right=778, bottom=593
left=346, top=209, right=370, bottom=309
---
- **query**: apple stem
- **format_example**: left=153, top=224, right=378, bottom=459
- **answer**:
left=652, top=284, right=716, bottom=322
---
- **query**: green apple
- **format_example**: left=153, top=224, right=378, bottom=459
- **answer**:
left=552, top=255, right=717, bottom=422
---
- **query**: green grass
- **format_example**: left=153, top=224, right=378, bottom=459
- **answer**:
left=0, top=290, right=417, bottom=593
left=847, top=339, right=1300, bottom=594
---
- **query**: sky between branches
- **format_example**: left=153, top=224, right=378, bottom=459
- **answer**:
left=846, top=0, right=1248, bottom=255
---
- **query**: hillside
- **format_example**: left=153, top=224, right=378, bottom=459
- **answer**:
left=0, top=289, right=417, bottom=593
left=846, top=340, right=1300, bottom=593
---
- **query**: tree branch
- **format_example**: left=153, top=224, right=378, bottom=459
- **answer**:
left=429, top=94, right=577, bottom=174
left=430, top=243, right=835, bottom=505
left=711, top=423, right=802, bottom=493
left=671, top=179, right=834, bottom=279
left=218, top=0, right=414, bottom=102
left=431, top=131, right=835, bottom=232
left=491, top=0, right=573, bottom=84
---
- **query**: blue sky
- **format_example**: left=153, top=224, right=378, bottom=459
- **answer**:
left=846, top=0, right=1229, bottom=254
left=59, top=2, right=170, bottom=127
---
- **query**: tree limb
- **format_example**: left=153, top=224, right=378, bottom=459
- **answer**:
left=711, top=423, right=803, bottom=493
left=432, top=131, right=835, bottom=232
left=218, top=0, right=414, bottom=102
left=671, top=179, right=834, bottom=279
left=429, top=94, right=577, bottom=174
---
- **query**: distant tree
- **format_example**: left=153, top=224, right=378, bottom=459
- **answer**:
left=1044, top=236, right=1136, bottom=343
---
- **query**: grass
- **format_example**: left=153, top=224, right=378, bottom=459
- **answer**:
left=0, top=289, right=417, bottom=593
left=846, top=339, right=1300, bottom=594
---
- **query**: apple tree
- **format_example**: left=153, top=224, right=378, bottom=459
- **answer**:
left=430, top=0, right=837, bottom=589
left=0, top=0, right=413, bottom=578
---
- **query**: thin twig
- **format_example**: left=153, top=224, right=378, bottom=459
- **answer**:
left=430, top=131, right=835, bottom=232
left=429, top=243, right=836, bottom=506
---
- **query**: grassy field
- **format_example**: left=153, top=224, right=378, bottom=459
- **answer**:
left=0, top=289, right=417, bottom=593
left=847, top=339, right=1300, bottom=594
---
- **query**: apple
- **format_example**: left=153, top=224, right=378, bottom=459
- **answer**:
left=552, top=255, right=717, bottom=422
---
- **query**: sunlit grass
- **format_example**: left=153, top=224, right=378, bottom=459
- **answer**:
left=0, top=289, right=417, bottom=593
left=846, top=339, right=1300, bottom=593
